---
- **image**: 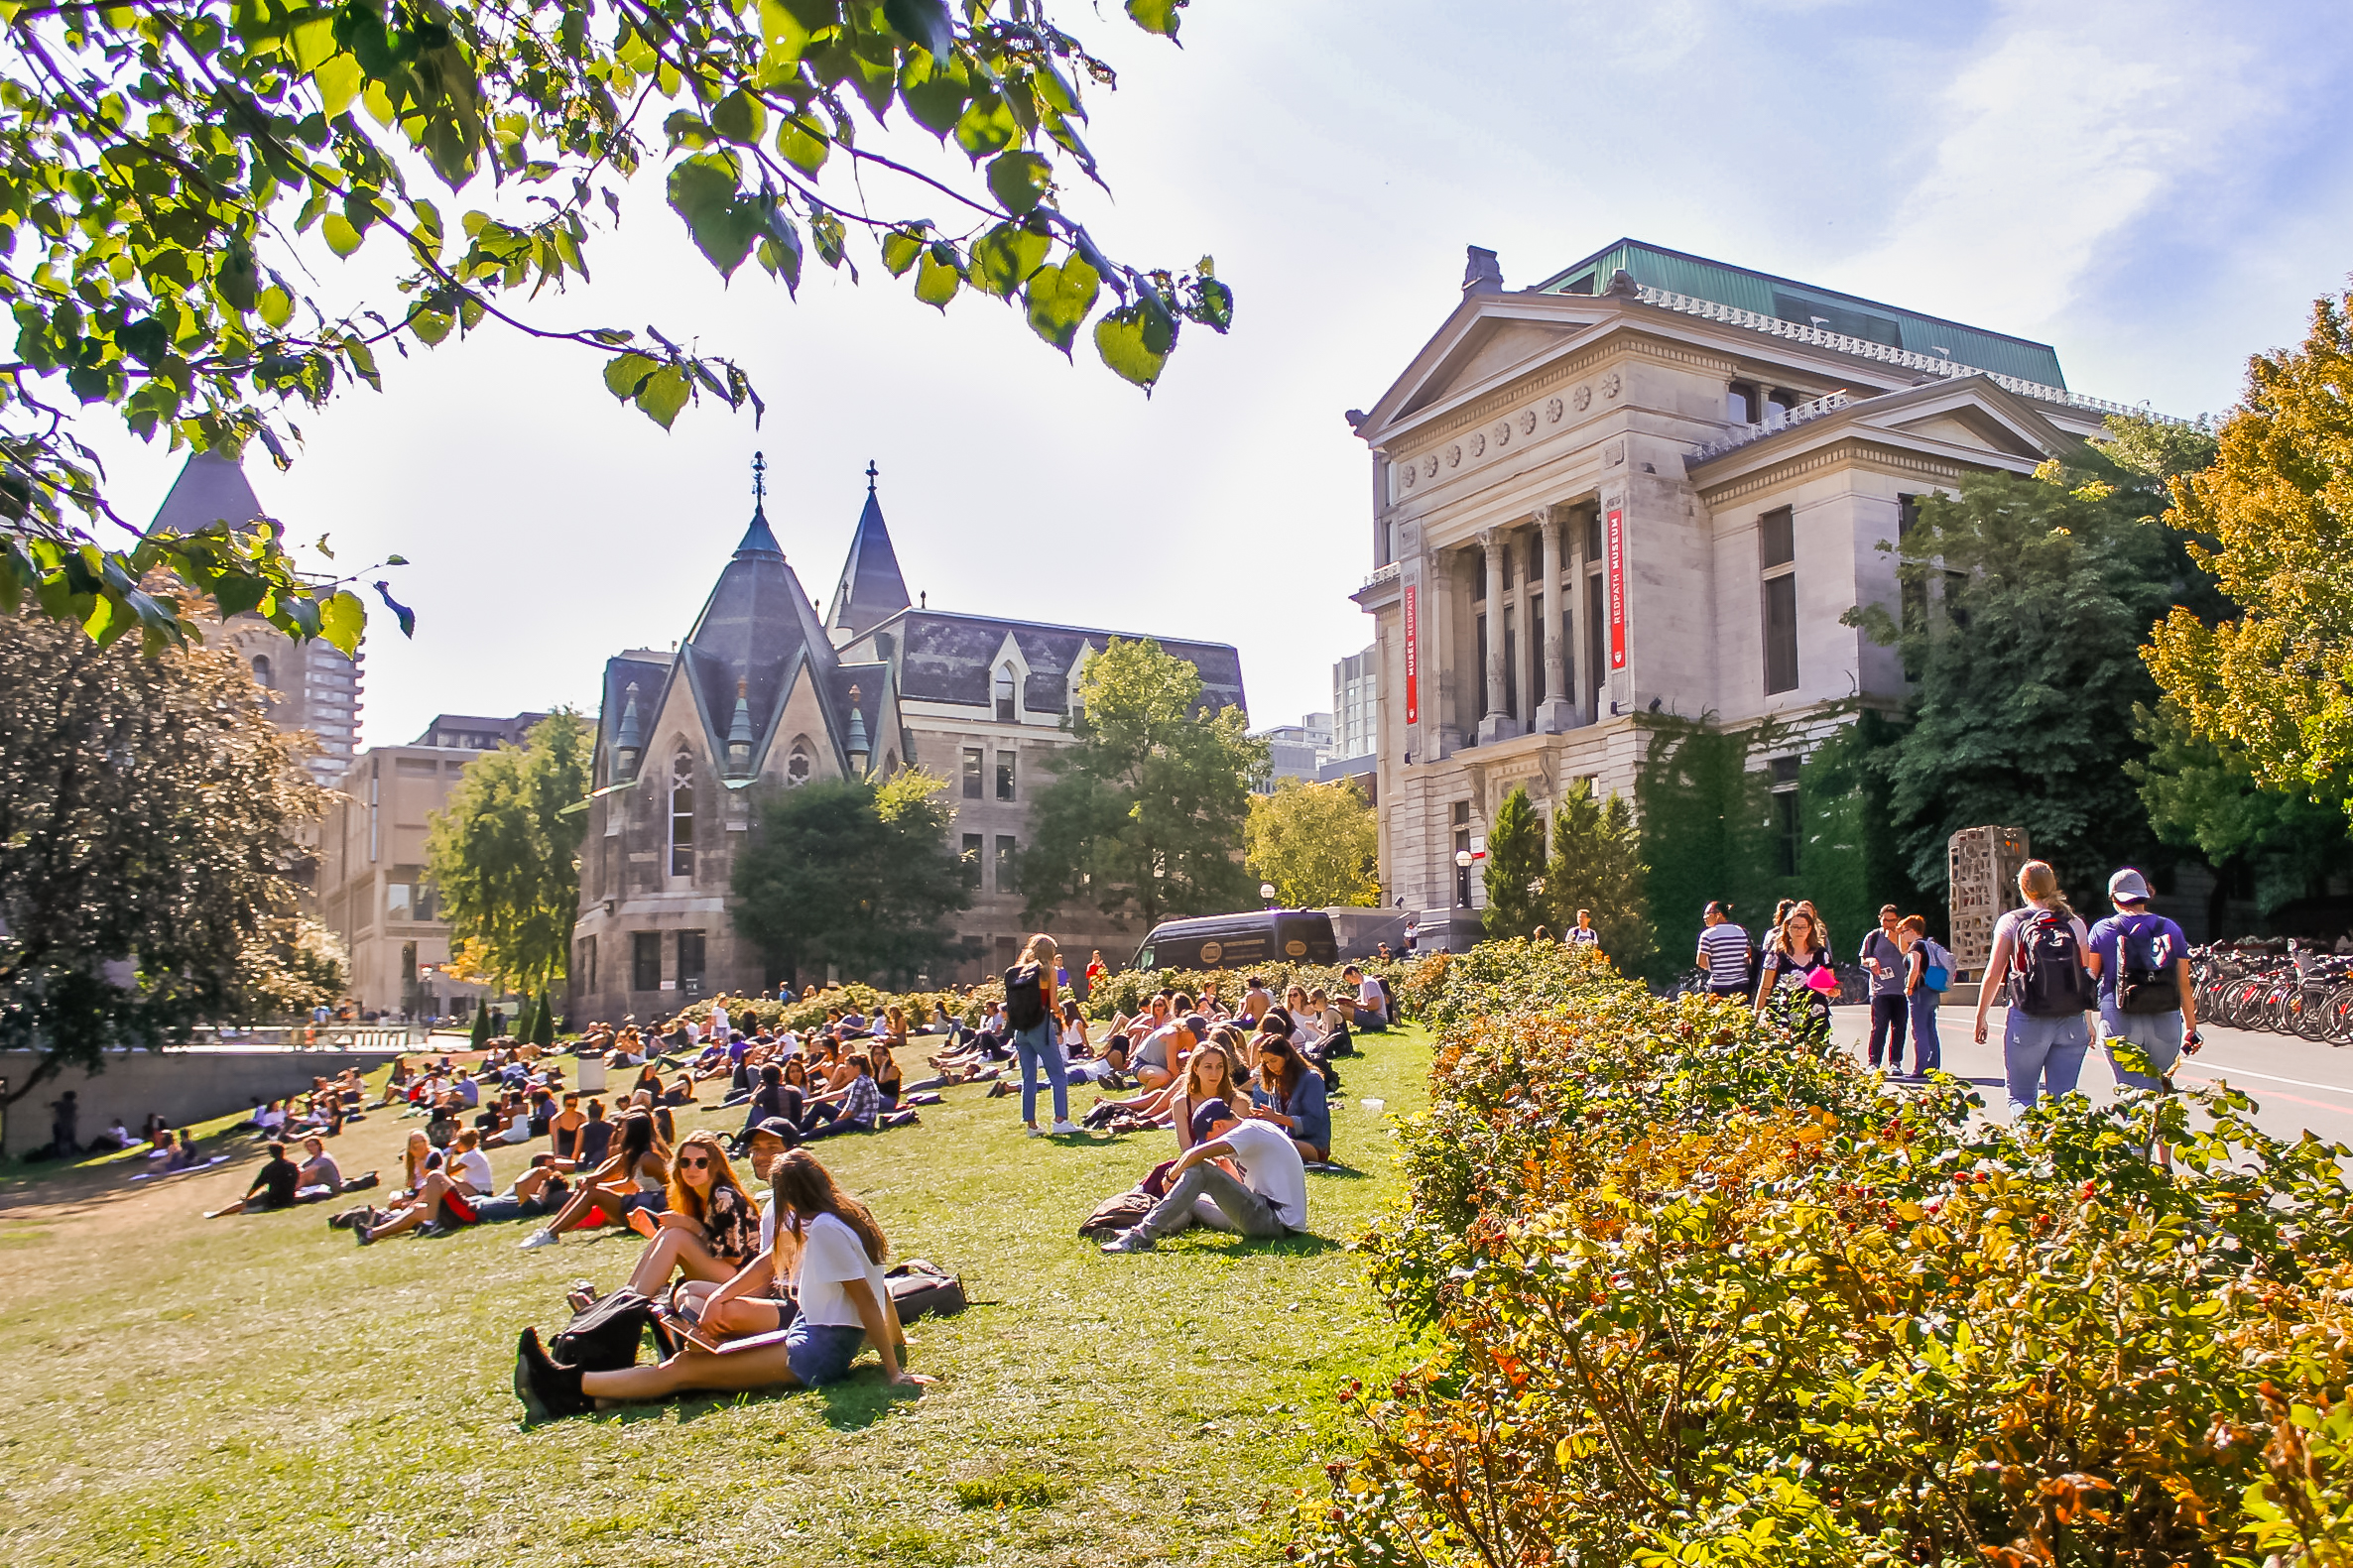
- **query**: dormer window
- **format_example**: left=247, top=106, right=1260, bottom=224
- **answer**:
left=994, top=663, right=1017, bottom=723
left=669, top=753, right=695, bottom=878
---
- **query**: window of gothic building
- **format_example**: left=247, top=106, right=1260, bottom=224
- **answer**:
left=994, top=663, right=1018, bottom=722
left=787, top=740, right=812, bottom=785
left=669, top=752, right=695, bottom=878
left=251, top=654, right=273, bottom=687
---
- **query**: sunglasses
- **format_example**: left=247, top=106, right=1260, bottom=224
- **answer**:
left=679, top=1154, right=712, bottom=1170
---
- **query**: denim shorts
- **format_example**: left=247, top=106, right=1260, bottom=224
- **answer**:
left=786, top=1321, right=866, bottom=1387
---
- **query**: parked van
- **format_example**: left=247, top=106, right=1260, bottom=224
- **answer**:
left=1135, top=909, right=1339, bottom=971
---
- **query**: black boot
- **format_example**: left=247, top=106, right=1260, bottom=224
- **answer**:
left=516, top=1327, right=590, bottom=1418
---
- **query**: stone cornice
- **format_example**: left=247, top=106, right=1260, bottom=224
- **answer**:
left=1392, top=328, right=1749, bottom=459
left=1693, top=435, right=1999, bottom=507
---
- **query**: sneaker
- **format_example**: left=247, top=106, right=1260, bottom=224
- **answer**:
left=1100, top=1228, right=1156, bottom=1255
left=518, top=1229, right=559, bottom=1251
left=354, top=1223, right=375, bottom=1246
left=1025, top=1124, right=1044, bottom=1138
left=1050, top=1120, right=1079, bottom=1136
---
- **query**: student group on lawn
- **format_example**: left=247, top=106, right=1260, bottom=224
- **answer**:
left=201, top=928, right=1399, bottom=1417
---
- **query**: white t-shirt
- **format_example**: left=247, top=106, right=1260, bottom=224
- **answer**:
left=453, top=1146, right=494, bottom=1192
left=1356, top=976, right=1384, bottom=1010
left=1994, top=906, right=2092, bottom=969
left=709, top=1005, right=730, bottom=1037
left=759, top=1193, right=776, bottom=1253
left=792, top=1211, right=890, bottom=1329
left=1216, top=1119, right=1309, bottom=1230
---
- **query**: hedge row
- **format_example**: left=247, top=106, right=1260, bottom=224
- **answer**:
left=1296, top=939, right=2353, bottom=1568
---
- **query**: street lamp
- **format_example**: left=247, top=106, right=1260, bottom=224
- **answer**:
left=1260, top=882, right=1277, bottom=909
left=1454, top=848, right=1473, bottom=908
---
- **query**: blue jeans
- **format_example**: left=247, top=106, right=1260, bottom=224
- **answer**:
left=1867, top=993, right=1908, bottom=1067
left=1907, top=990, right=1941, bottom=1074
left=1014, top=1020, right=1067, bottom=1125
left=785, top=1321, right=866, bottom=1387
left=2003, top=1008, right=2090, bottom=1118
left=2098, top=1001, right=2183, bottom=1090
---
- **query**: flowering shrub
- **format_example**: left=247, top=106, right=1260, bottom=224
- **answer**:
left=1083, top=958, right=1420, bottom=1024
left=1298, top=940, right=2353, bottom=1567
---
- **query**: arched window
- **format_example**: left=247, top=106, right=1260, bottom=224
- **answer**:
left=669, top=752, right=695, bottom=878
left=883, top=749, right=899, bottom=776
left=786, top=739, right=812, bottom=785
left=251, top=654, right=273, bottom=687
left=993, top=663, right=1017, bottom=723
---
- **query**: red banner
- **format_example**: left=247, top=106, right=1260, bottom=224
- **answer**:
left=1606, top=506, right=1627, bottom=671
left=1403, top=583, right=1419, bottom=725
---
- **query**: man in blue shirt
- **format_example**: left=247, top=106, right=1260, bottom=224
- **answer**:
left=2084, top=867, right=2200, bottom=1091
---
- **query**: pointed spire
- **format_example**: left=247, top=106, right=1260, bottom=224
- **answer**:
left=726, top=676, right=755, bottom=776
left=733, top=449, right=784, bottom=558
left=845, top=682, right=870, bottom=777
left=614, top=681, right=644, bottom=778
left=825, top=468, right=912, bottom=641
left=865, top=458, right=878, bottom=494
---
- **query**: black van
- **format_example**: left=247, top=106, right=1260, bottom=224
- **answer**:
left=1135, top=909, right=1339, bottom=971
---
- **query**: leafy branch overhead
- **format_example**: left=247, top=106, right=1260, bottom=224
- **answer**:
left=0, top=0, right=1227, bottom=652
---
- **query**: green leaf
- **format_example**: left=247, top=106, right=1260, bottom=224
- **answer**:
left=758, top=205, right=805, bottom=296
left=635, top=363, right=690, bottom=428
left=711, top=89, right=767, bottom=147
left=318, top=589, right=366, bottom=655
left=882, top=0, right=954, bottom=59
left=411, top=308, right=454, bottom=346
left=880, top=226, right=926, bottom=279
left=953, top=93, right=1020, bottom=159
left=970, top=220, right=1052, bottom=299
left=602, top=352, right=661, bottom=400
left=313, top=52, right=363, bottom=119
left=900, top=51, right=970, bottom=136
left=759, top=0, right=819, bottom=60
left=914, top=245, right=961, bottom=310
left=665, top=156, right=762, bottom=280
left=773, top=114, right=829, bottom=175
left=321, top=212, right=363, bottom=257
left=1095, top=304, right=1172, bottom=389
left=986, top=151, right=1052, bottom=215
left=1023, top=257, right=1099, bottom=354
left=1126, top=0, right=1187, bottom=37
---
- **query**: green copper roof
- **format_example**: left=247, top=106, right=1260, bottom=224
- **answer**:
left=1537, top=239, right=2067, bottom=390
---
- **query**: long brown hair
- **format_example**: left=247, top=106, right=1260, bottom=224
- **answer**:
left=1774, top=910, right=1823, bottom=960
left=1184, top=1034, right=1239, bottom=1100
left=665, top=1130, right=750, bottom=1223
left=769, top=1149, right=888, bottom=1265
left=2018, top=859, right=2076, bottom=920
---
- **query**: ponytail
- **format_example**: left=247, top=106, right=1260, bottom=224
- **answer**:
left=2019, top=860, right=2075, bottom=920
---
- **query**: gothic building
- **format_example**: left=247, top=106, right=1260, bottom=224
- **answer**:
left=1349, top=239, right=2178, bottom=945
left=567, top=465, right=1245, bottom=1019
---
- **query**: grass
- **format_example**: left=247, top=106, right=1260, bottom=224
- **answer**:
left=0, top=1025, right=1431, bottom=1567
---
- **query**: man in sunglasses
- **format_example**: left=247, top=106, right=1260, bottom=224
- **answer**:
left=1099, top=1098, right=1308, bottom=1254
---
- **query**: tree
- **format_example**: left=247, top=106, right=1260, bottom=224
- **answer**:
left=469, top=1000, right=493, bottom=1049
left=732, top=769, right=971, bottom=985
left=0, top=3, right=1229, bottom=655
left=0, top=608, right=321, bottom=1105
left=1481, top=785, right=1548, bottom=939
left=1017, top=637, right=1262, bottom=930
left=1545, top=780, right=1652, bottom=972
left=2147, top=289, right=2353, bottom=824
left=425, top=710, right=592, bottom=997
left=1245, top=777, right=1377, bottom=909
left=512, top=992, right=539, bottom=1044
left=2129, top=698, right=2351, bottom=927
left=532, top=989, right=556, bottom=1046
left=222, top=914, right=350, bottom=1021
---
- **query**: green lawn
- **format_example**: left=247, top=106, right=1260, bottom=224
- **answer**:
left=0, top=1026, right=1430, bottom=1567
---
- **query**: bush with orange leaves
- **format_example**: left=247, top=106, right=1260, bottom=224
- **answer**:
left=1296, top=938, right=2353, bottom=1568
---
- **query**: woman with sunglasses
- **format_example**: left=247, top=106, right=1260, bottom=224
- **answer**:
left=515, top=1149, right=931, bottom=1414
left=518, top=1110, right=670, bottom=1250
left=1248, top=1032, right=1331, bottom=1164
left=622, top=1131, right=760, bottom=1299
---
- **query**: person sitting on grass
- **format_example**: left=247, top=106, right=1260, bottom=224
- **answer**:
left=798, top=1053, right=883, bottom=1141
left=1172, top=1030, right=1248, bottom=1152
left=204, top=1141, right=303, bottom=1217
left=614, top=1130, right=762, bottom=1304
left=518, top=1111, right=671, bottom=1251
left=1246, top=1034, right=1332, bottom=1165
left=352, top=1129, right=495, bottom=1244
left=1343, top=965, right=1388, bottom=1030
left=1128, top=1008, right=1201, bottom=1094
left=1099, top=1099, right=1309, bottom=1253
left=569, top=1099, right=612, bottom=1171
left=292, top=1134, right=377, bottom=1199
left=513, top=1149, right=930, bottom=1417
left=734, top=1063, right=794, bottom=1153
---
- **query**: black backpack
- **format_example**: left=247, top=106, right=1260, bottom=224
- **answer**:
left=2112, top=914, right=2179, bottom=1016
left=2009, top=909, right=2095, bottom=1018
left=886, top=1260, right=968, bottom=1324
left=549, top=1287, right=656, bottom=1372
left=1003, top=962, right=1048, bottom=1031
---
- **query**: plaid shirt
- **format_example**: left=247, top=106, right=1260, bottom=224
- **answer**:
left=839, top=1073, right=882, bottom=1128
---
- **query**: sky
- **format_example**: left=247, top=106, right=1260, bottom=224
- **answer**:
left=80, top=0, right=2353, bottom=748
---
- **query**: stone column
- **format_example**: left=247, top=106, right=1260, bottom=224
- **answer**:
left=1532, top=506, right=1575, bottom=734
left=1475, top=527, right=1519, bottom=744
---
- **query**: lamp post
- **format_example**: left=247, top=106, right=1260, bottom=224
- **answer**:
left=1454, top=848, right=1473, bottom=908
left=1260, top=882, right=1277, bottom=909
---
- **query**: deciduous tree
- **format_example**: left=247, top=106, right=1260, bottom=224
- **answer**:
left=0, top=608, right=323, bottom=1104
left=1245, top=777, right=1377, bottom=910
left=1481, top=785, right=1548, bottom=939
left=0, top=2, right=1229, bottom=653
left=425, top=709, right=592, bottom=997
left=1017, top=637, right=1261, bottom=930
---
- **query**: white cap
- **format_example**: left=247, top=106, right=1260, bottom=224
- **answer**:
left=2108, top=868, right=2153, bottom=904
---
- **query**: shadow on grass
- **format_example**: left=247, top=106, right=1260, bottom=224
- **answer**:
left=586, top=1369, right=921, bottom=1433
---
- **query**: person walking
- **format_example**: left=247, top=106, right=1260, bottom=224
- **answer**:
left=1755, top=907, right=1836, bottom=1030
left=1007, top=932, right=1076, bottom=1137
left=1566, top=909, right=1601, bottom=952
left=1695, top=902, right=1751, bottom=1000
left=1859, top=905, right=1909, bottom=1072
left=2085, top=868, right=2200, bottom=1095
left=1972, top=860, right=2096, bottom=1118
left=1897, top=915, right=1949, bottom=1076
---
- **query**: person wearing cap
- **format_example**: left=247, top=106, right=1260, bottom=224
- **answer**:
left=2084, top=869, right=2199, bottom=1096
left=1695, top=902, right=1751, bottom=1000
left=1099, top=1097, right=1309, bottom=1253
left=1859, top=905, right=1910, bottom=1072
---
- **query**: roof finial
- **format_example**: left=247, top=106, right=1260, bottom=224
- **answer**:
left=752, top=449, right=768, bottom=509
left=865, top=459, right=878, bottom=494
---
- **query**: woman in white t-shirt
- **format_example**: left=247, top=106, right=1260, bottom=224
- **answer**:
left=515, top=1151, right=930, bottom=1417
left=1971, top=859, right=2096, bottom=1119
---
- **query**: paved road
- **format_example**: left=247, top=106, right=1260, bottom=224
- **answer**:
left=1824, top=1002, right=2353, bottom=1149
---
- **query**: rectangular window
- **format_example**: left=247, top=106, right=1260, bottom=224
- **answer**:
left=386, top=878, right=414, bottom=921
left=678, top=929, right=706, bottom=989
left=1763, top=574, right=1799, bottom=694
left=1561, top=604, right=1575, bottom=704
left=1529, top=594, right=1546, bottom=705
left=577, top=936, right=597, bottom=994
left=1770, top=756, right=1802, bottom=877
left=962, top=747, right=984, bottom=799
left=1474, top=613, right=1488, bottom=703
left=1584, top=509, right=1603, bottom=560
left=1586, top=573, right=1605, bottom=706
left=995, top=749, right=1016, bottom=801
left=961, top=832, right=983, bottom=866
left=1502, top=605, right=1518, bottom=717
left=632, top=931, right=662, bottom=993
left=1500, top=541, right=1513, bottom=591
left=1470, top=549, right=1486, bottom=602
left=1759, top=506, right=1796, bottom=569
left=995, top=834, right=1017, bottom=892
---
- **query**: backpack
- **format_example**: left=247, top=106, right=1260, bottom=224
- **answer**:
left=1920, top=938, right=1952, bottom=993
left=2008, top=909, right=2095, bottom=1018
left=886, top=1260, right=968, bottom=1324
left=550, top=1287, right=656, bottom=1372
left=1003, top=962, right=1048, bottom=1031
left=2111, top=914, right=2179, bottom=1016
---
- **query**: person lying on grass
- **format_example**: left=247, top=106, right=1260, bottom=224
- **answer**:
left=1099, top=1099, right=1310, bottom=1254
left=611, top=1131, right=761, bottom=1304
left=351, top=1129, right=496, bottom=1243
left=518, top=1111, right=671, bottom=1251
left=513, top=1148, right=931, bottom=1416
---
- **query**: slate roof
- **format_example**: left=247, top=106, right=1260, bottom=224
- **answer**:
left=671, top=501, right=845, bottom=772
left=149, top=450, right=267, bottom=535
left=883, top=609, right=1247, bottom=719
left=825, top=486, right=912, bottom=639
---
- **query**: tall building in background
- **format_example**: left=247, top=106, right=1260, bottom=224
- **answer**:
left=1331, top=645, right=1379, bottom=761
left=148, top=451, right=363, bottom=787
left=1251, top=713, right=1333, bottom=792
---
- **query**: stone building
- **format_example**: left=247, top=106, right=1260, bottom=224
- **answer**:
left=1348, top=239, right=2175, bottom=945
left=567, top=467, right=1245, bottom=1019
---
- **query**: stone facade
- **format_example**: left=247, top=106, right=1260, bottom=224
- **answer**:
left=1350, top=240, right=2157, bottom=946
